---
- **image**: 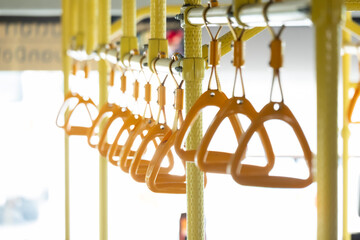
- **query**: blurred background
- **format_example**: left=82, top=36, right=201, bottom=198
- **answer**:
left=0, top=0, right=359, bottom=239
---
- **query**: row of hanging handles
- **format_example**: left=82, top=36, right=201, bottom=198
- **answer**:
left=56, top=0, right=314, bottom=193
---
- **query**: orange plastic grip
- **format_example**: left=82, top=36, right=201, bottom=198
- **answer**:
left=158, top=85, right=166, bottom=107
left=120, top=74, right=126, bottom=93
left=107, top=114, right=143, bottom=168
left=174, top=90, right=243, bottom=163
left=197, top=97, right=274, bottom=174
left=144, top=83, right=151, bottom=103
left=348, top=81, right=360, bottom=123
left=146, top=130, right=187, bottom=194
left=72, top=63, right=78, bottom=75
left=270, top=39, right=283, bottom=69
left=133, top=80, right=139, bottom=100
left=56, top=92, right=98, bottom=136
left=230, top=102, right=313, bottom=188
left=209, top=40, right=221, bottom=66
left=233, top=40, right=245, bottom=68
left=84, top=63, right=90, bottom=79
left=129, top=123, right=174, bottom=183
left=210, top=0, right=219, bottom=7
left=109, top=68, right=115, bottom=86
left=175, top=88, right=184, bottom=111
left=87, top=103, right=120, bottom=148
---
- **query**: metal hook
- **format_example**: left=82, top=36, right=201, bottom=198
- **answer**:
left=263, top=0, right=285, bottom=39
left=169, top=53, right=183, bottom=88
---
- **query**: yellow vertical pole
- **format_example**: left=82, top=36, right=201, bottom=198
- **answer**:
left=312, top=0, right=343, bottom=239
left=148, top=0, right=168, bottom=70
left=120, top=0, right=138, bottom=64
left=76, top=0, right=85, bottom=49
left=98, top=0, right=110, bottom=239
left=342, top=12, right=351, bottom=240
left=85, top=0, right=98, bottom=56
left=183, top=1, right=205, bottom=240
left=62, top=0, right=71, bottom=239
left=70, top=0, right=79, bottom=44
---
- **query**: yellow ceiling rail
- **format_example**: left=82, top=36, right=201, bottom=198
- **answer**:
left=111, top=5, right=182, bottom=40
left=346, top=0, right=360, bottom=10
left=344, top=16, right=360, bottom=37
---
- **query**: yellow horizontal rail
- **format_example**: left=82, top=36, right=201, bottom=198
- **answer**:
left=111, top=5, right=181, bottom=40
left=346, top=0, right=360, bottom=10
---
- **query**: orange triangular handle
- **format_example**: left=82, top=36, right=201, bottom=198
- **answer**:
left=129, top=123, right=174, bottom=183
left=87, top=103, right=123, bottom=149
left=230, top=102, right=313, bottom=188
left=56, top=92, right=98, bottom=136
left=174, top=90, right=243, bottom=163
left=107, top=114, right=143, bottom=169
left=146, top=130, right=186, bottom=193
left=197, top=97, right=275, bottom=174
left=96, top=107, right=133, bottom=157
left=348, top=81, right=360, bottom=124
left=117, top=117, right=172, bottom=174
left=146, top=129, right=208, bottom=193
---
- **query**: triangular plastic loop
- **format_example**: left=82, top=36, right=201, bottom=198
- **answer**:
left=56, top=92, right=98, bottom=136
left=146, top=130, right=208, bottom=194
left=96, top=107, right=133, bottom=157
left=230, top=102, right=313, bottom=188
left=129, top=123, right=174, bottom=183
left=107, top=114, right=143, bottom=168
left=174, top=90, right=243, bottom=163
left=197, top=97, right=274, bottom=174
left=348, top=81, right=360, bottom=124
left=87, top=103, right=122, bottom=149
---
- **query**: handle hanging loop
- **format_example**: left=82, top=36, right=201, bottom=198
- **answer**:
left=203, top=2, right=222, bottom=91
left=264, top=0, right=285, bottom=102
left=227, top=6, right=246, bottom=98
left=152, top=52, right=168, bottom=124
left=169, top=53, right=184, bottom=131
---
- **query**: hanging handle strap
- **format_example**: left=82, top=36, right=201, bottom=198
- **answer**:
left=153, top=52, right=168, bottom=124
left=203, top=1, right=222, bottom=91
left=169, top=53, right=185, bottom=131
left=264, top=0, right=285, bottom=102
left=227, top=7, right=246, bottom=98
